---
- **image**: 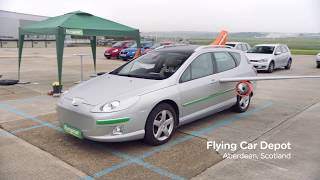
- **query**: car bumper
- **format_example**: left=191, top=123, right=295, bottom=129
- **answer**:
left=119, top=54, right=134, bottom=60
left=57, top=100, right=147, bottom=142
left=250, top=61, right=268, bottom=70
left=104, top=52, right=118, bottom=57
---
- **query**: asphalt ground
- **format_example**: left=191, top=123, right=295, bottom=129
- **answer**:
left=0, top=47, right=319, bottom=180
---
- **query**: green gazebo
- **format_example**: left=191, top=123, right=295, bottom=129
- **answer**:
left=18, top=11, right=141, bottom=85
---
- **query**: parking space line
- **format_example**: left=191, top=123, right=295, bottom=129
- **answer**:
left=109, top=151, right=185, bottom=180
left=0, top=101, right=273, bottom=180
left=0, top=103, right=62, bottom=132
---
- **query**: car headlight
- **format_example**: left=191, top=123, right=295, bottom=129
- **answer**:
left=259, top=58, right=268, bottom=62
left=92, top=96, right=140, bottom=113
left=112, top=49, right=119, bottom=53
left=101, top=101, right=120, bottom=112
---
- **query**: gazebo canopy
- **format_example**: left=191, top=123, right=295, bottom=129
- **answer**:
left=18, top=11, right=141, bottom=85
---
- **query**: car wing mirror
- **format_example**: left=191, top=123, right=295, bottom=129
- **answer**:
left=275, top=51, right=282, bottom=55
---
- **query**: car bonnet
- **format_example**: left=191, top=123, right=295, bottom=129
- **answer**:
left=63, top=74, right=168, bottom=106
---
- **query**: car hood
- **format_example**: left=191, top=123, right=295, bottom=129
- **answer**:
left=246, top=53, right=273, bottom=60
left=64, top=74, right=168, bottom=106
left=106, top=47, right=121, bottom=52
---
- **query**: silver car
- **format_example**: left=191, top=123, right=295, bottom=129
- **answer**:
left=246, top=44, right=292, bottom=73
left=225, top=42, right=251, bottom=52
left=57, top=45, right=257, bottom=145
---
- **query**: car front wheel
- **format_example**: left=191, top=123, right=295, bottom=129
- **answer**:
left=267, top=61, right=275, bottom=73
left=144, top=103, right=177, bottom=145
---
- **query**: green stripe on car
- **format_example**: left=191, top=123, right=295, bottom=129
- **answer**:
left=183, top=88, right=235, bottom=107
left=96, top=117, right=130, bottom=125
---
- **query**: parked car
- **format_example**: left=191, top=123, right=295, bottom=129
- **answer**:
left=246, top=44, right=292, bottom=73
left=119, top=41, right=154, bottom=60
left=143, top=41, right=174, bottom=54
left=58, top=45, right=256, bottom=145
left=316, top=53, right=320, bottom=68
left=226, top=42, right=251, bottom=52
left=104, top=40, right=135, bottom=59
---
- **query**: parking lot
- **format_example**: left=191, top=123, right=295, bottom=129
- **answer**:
left=1, top=47, right=320, bottom=180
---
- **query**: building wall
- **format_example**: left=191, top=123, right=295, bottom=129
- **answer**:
left=0, top=10, right=48, bottom=39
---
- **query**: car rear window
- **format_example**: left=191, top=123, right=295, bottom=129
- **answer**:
left=213, top=52, right=237, bottom=72
left=230, top=52, right=241, bottom=65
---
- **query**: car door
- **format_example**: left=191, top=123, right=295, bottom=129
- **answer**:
left=177, top=53, right=219, bottom=118
left=280, top=46, right=289, bottom=65
left=211, top=51, right=239, bottom=103
left=274, top=46, right=284, bottom=67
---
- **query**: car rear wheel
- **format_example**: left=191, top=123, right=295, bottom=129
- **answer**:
left=317, top=63, right=320, bottom=68
left=285, top=58, right=292, bottom=69
left=144, top=103, right=177, bottom=145
left=233, top=95, right=251, bottom=113
left=267, top=61, right=275, bottom=73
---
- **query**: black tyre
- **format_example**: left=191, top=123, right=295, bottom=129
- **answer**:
left=144, top=103, right=177, bottom=145
left=317, top=63, right=320, bottom=68
left=233, top=95, right=251, bottom=113
left=285, top=58, right=292, bottom=70
left=267, top=61, right=275, bottom=73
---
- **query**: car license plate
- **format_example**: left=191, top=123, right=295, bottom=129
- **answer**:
left=120, top=54, right=126, bottom=57
left=63, top=124, right=83, bottom=139
left=105, top=53, right=110, bottom=56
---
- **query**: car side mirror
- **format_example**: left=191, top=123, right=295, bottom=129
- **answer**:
left=275, top=51, right=282, bottom=55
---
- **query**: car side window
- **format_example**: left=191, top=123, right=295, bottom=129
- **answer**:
left=213, top=52, right=237, bottom=72
left=235, top=45, right=242, bottom=50
left=275, top=46, right=282, bottom=54
left=230, top=52, right=241, bottom=65
left=180, top=53, right=214, bottom=83
left=241, top=44, right=247, bottom=51
left=280, top=46, right=288, bottom=53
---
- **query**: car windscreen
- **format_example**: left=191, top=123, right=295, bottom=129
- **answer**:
left=110, top=51, right=192, bottom=80
left=225, top=43, right=236, bottom=47
left=247, top=46, right=275, bottom=54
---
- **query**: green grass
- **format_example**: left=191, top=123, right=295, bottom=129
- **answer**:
left=290, top=49, right=319, bottom=55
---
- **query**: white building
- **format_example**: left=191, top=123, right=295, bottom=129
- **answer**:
left=0, top=10, right=48, bottom=39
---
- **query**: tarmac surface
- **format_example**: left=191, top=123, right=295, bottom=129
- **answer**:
left=0, top=47, right=319, bottom=180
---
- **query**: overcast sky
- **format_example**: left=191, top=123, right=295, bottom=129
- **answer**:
left=1, top=0, right=319, bottom=33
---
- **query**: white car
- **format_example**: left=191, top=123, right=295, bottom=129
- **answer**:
left=226, top=42, right=251, bottom=52
left=246, top=44, right=292, bottom=73
left=316, top=53, right=320, bottom=68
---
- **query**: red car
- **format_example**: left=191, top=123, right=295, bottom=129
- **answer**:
left=104, top=40, right=135, bottom=59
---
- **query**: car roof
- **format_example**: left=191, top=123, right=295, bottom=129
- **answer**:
left=254, top=44, right=281, bottom=46
left=155, top=45, right=239, bottom=54
left=226, top=42, right=247, bottom=44
left=155, top=45, right=199, bottom=54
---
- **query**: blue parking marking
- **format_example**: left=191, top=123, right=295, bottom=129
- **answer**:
left=0, top=103, right=62, bottom=132
left=11, top=124, right=47, bottom=133
left=0, top=101, right=273, bottom=180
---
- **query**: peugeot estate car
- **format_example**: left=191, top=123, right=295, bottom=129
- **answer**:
left=246, top=44, right=292, bottom=73
left=58, top=45, right=257, bottom=145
